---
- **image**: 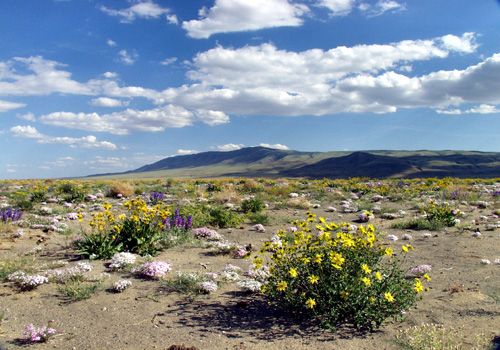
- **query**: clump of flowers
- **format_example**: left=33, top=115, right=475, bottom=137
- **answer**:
left=257, top=213, right=429, bottom=331
left=0, top=207, right=22, bottom=223
left=198, top=281, right=218, bottom=294
left=46, top=262, right=92, bottom=283
left=192, top=227, right=223, bottom=241
left=112, top=279, right=132, bottom=293
left=150, top=191, right=165, bottom=204
left=237, top=279, right=262, bottom=292
left=76, top=199, right=171, bottom=258
left=108, top=252, right=137, bottom=271
left=408, top=264, right=432, bottom=277
left=135, top=261, right=172, bottom=279
left=164, top=208, right=193, bottom=231
left=8, top=271, right=48, bottom=290
left=22, top=323, right=57, bottom=343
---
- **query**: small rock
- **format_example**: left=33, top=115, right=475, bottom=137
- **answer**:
left=252, top=224, right=265, bottom=233
left=325, top=206, right=337, bottom=212
left=387, top=234, right=398, bottom=241
left=402, top=233, right=412, bottom=240
left=471, top=231, right=481, bottom=238
left=480, top=259, right=491, bottom=265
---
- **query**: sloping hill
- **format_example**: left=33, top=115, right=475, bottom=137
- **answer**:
left=88, top=147, right=500, bottom=179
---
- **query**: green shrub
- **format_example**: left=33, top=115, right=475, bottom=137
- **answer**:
left=160, top=272, right=207, bottom=295
left=240, top=198, right=265, bottom=213
left=257, top=213, right=427, bottom=331
left=11, top=191, right=34, bottom=210
left=247, top=212, right=270, bottom=225
left=425, top=203, right=456, bottom=227
left=57, top=181, right=87, bottom=203
left=208, top=206, right=243, bottom=228
left=59, top=280, right=101, bottom=302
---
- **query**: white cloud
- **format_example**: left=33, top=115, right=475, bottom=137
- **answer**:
left=318, top=0, right=356, bottom=16
left=17, top=112, right=36, bottom=121
left=0, top=99, right=25, bottom=112
left=41, top=156, right=75, bottom=169
left=359, top=0, right=405, bottom=17
left=10, top=125, right=117, bottom=150
left=259, top=143, right=289, bottom=150
left=0, top=56, right=92, bottom=96
left=441, top=32, right=478, bottom=54
left=437, top=104, right=500, bottom=115
left=90, top=97, right=129, bottom=108
left=195, top=109, right=230, bottom=125
left=103, top=71, right=118, bottom=79
left=106, top=39, right=117, bottom=47
left=83, top=153, right=166, bottom=171
left=118, top=50, right=138, bottom=65
left=176, top=149, right=199, bottom=155
left=160, top=57, right=177, bottom=66
left=215, top=143, right=244, bottom=151
left=182, top=0, right=309, bottom=39
left=40, top=105, right=194, bottom=135
left=166, top=14, right=178, bottom=25
left=164, top=33, right=481, bottom=116
left=99, top=1, right=172, bottom=23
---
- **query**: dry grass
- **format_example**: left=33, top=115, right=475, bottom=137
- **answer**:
left=107, top=181, right=135, bottom=198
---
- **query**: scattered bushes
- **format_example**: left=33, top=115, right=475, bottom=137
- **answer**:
left=240, top=197, right=265, bottom=213
left=257, top=213, right=428, bottom=331
left=56, top=181, right=87, bottom=203
left=107, top=182, right=135, bottom=198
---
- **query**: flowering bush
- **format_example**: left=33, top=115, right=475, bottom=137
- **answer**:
left=164, top=208, right=193, bottom=230
left=112, top=279, right=132, bottom=292
left=76, top=199, right=171, bottom=258
left=0, top=207, right=22, bottom=223
left=22, top=323, right=56, bottom=343
left=149, top=191, right=165, bottom=204
left=257, top=213, right=429, bottom=331
left=108, top=252, right=137, bottom=271
left=192, top=227, right=222, bottom=241
left=135, top=261, right=172, bottom=279
left=8, top=271, right=48, bottom=290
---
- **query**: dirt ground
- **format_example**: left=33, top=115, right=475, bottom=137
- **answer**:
left=1, top=203, right=499, bottom=350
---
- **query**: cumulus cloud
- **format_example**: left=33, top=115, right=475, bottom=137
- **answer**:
left=176, top=149, right=198, bottom=155
left=195, top=109, right=230, bottom=125
left=318, top=0, right=356, bottom=16
left=40, top=105, right=195, bottom=135
left=10, top=125, right=117, bottom=150
left=106, top=39, right=117, bottom=47
left=99, top=1, right=172, bottom=23
left=164, top=33, right=482, bottom=116
left=90, top=97, right=129, bottom=108
left=182, top=0, right=309, bottom=39
left=83, top=153, right=166, bottom=171
left=118, top=50, right=138, bottom=65
left=215, top=143, right=245, bottom=151
left=0, top=56, right=92, bottom=96
left=0, top=99, right=25, bottom=112
left=259, top=143, right=289, bottom=150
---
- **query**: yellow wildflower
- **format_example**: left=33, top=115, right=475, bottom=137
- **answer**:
left=308, top=275, right=319, bottom=285
left=361, top=277, right=372, bottom=287
left=329, top=252, right=345, bottom=269
left=423, top=273, right=431, bottom=281
left=305, top=298, right=316, bottom=309
left=374, top=271, right=383, bottom=281
left=361, top=264, right=372, bottom=274
left=402, top=245, right=409, bottom=253
left=277, top=281, right=288, bottom=292
left=314, top=254, right=323, bottom=264
left=384, top=292, right=395, bottom=302
left=414, top=279, right=424, bottom=293
left=289, top=268, right=298, bottom=278
left=384, top=247, right=393, bottom=257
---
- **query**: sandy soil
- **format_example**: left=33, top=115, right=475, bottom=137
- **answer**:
left=0, top=203, right=499, bottom=350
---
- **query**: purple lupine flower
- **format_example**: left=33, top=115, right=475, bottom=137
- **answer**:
left=150, top=192, right=165, bottom=203
left=0, top=207, right=23, bottom=223
left=164, top=208, right=192, bottom=230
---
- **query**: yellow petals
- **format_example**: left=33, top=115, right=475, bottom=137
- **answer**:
left=361, top=264, right=372, bottom=274
left=361, top=277, right=372, bottom=287
left=384, top=292, right=395, bottom=302
left=305, top=298, right=316, bottom=309
left=414, top=279, right=424, bottom=293
left=384, top=247, right=393, bottom=257
left=423, top=273, right=431, bottom=281
left=277, top=281, right=288, bottom=292
left=289, top=268, right=298, bottom=278
left=374, top=271, right=383, bottom=281
left=308, top=275, right=319, bottom=285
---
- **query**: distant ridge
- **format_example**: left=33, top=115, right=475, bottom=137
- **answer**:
left=88, top=147, right=500, bottom=179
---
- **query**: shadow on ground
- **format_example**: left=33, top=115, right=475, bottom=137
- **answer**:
left=165, top=292, right=373, bottom=342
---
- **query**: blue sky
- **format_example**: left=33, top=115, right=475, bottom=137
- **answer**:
left=1, top=0, right=499, bottom=178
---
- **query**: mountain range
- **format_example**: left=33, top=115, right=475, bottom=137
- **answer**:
left=90, top=147, right=500, bottom=179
